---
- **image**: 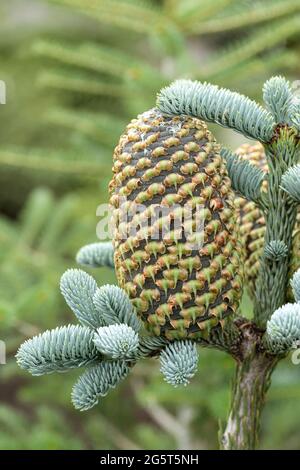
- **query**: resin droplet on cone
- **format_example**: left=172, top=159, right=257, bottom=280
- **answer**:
left=109, top=108, right=243, bottom=340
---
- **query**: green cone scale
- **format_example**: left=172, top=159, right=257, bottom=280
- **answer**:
left=109, top=108, right=243, bottom=340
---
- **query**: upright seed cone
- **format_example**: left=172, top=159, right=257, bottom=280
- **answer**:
left=109, top=109, right=243, bottom=340
left=234, top=142, right=300, bottom=300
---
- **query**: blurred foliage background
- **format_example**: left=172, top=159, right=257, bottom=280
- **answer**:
left=1, top=0, right=300, bottom=450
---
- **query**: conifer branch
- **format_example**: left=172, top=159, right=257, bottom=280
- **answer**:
left=265, top=303, right=300, bottom=353
left=157, top=80, right=275, bottom=142
left=71, top=361, right=130, bottom=411
left=202, top=15, right=300, bottom=79
left=47, top=0, right=161, bottom=35
left=221, top=147, right=265, bottom=202
left=263, top=76, right=295, bottom=124
left=93, top=324, right=139, bottom=359
left=189, top=0, right=300, bottom=35
left=39, top=71, right=127, bottom=98
left=281, top=164, right=300, bottom=203
left=93, top=285, right=141, bottom=332
left=47, top=108, right=124, bottom=146
left=136, top=336, right=168, bottom=358
left=32, top=39, right=158, bottom=82
left=76, top=242, right=115, bottom=269
left=0, top=148, right=106, bottom=179
left=160, top=341, right=198, bottom=387
left=291, top=108, right=300, bottom=131
left=16, top=325, right=98, bottom=376
left=291, top=269, right=300, bottom=303
left=263, top=240, right=289, bottom=262
left=60, top=269, right=104, bottom=329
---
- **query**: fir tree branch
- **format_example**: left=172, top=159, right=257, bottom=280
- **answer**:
left=264, top=240, right=289, bottom=261
left=157, top=79, right=275, bottom=142
left=47, top=0, right=162, bottom=34
left=93, top=285, right=141, bottom=332
left=93, top=324, right=139, bottom=359
left=0, top=148, right=107, bottom=179
left=32, top=40, right=158, bottom=82
left=291, top=269, right=300, bottom=302
left=76, top=242, right=115, bottom=269
left=60, top=269, right=104, bottom=329
left=46, top=108, right=125, bottom=146
left=281, top=164, right=300, bottom=203
left=268, top=128, right=300, bottom=165
left=253, top=129, right=300, bottom=326
left=137, top=335, right=168, bottom=358
left=71, top=360, right=130, bottom=411
left=202, top=15, right=300, bottom=79
left=263, top=76, right=295, bottom=124
left=198, top=318, right=244, bottom=357
left=190, top=0, right=300, bottom=35
left=290, top=106, right=300, bottom=132
left=264, top=303, right=300, bottom=353
left=18, top=188, right=55, bottom=247
left=38, top=194, right=78, bottom=252
left=160, top=340, right=198, bottom=386
left=16, top=325, right=98, bottom=376
left=173, top=0, right=234, bottom=29
left=221, top=147, right=265, bottom=202
left=39, top=71, right=128, bottom=98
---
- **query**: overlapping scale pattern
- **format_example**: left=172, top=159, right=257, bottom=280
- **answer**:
left=109, top=109, right=243, bottom=340
left=235, top=142, right=300, bottom=300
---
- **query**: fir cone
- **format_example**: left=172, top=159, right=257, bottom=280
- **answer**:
left=109, top=109, right=243, bottom=340
left=234, top=142, right=300, bottom=301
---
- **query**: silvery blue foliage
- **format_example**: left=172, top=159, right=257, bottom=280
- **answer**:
left=137, top=336, right=168, bottom=359
left=16, top=325, right=98, bottom=375
left=262, top=76, right=295, bottom=124
left=266, top=303, right=300, bottom=352
left=76, top=242, right=114, bottom=269
left=60, top=269, right=104, bottom=328
left=160, top=340, right=198, bottom=387
left=291, top=269, right=300, bottom=303
left=291, top=111, right=300, bottom=132
left=221, top=148, right=265, bottom=202
left=93, top=284, right=141, bottom=332
left=17, top=269, right=144, bottom=409
left=71, top=360, right=130, bottom=411
left=264, top=240, right=288, bottom=261
left=157, top=79, right=275, bottom=142
left=17, top=74, right=300, bottom=416
left=93, top=324, right=139, bottom=359
left=280, top=164, right=300, bottom=203
left=288, top=88, right=300, bottom=131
